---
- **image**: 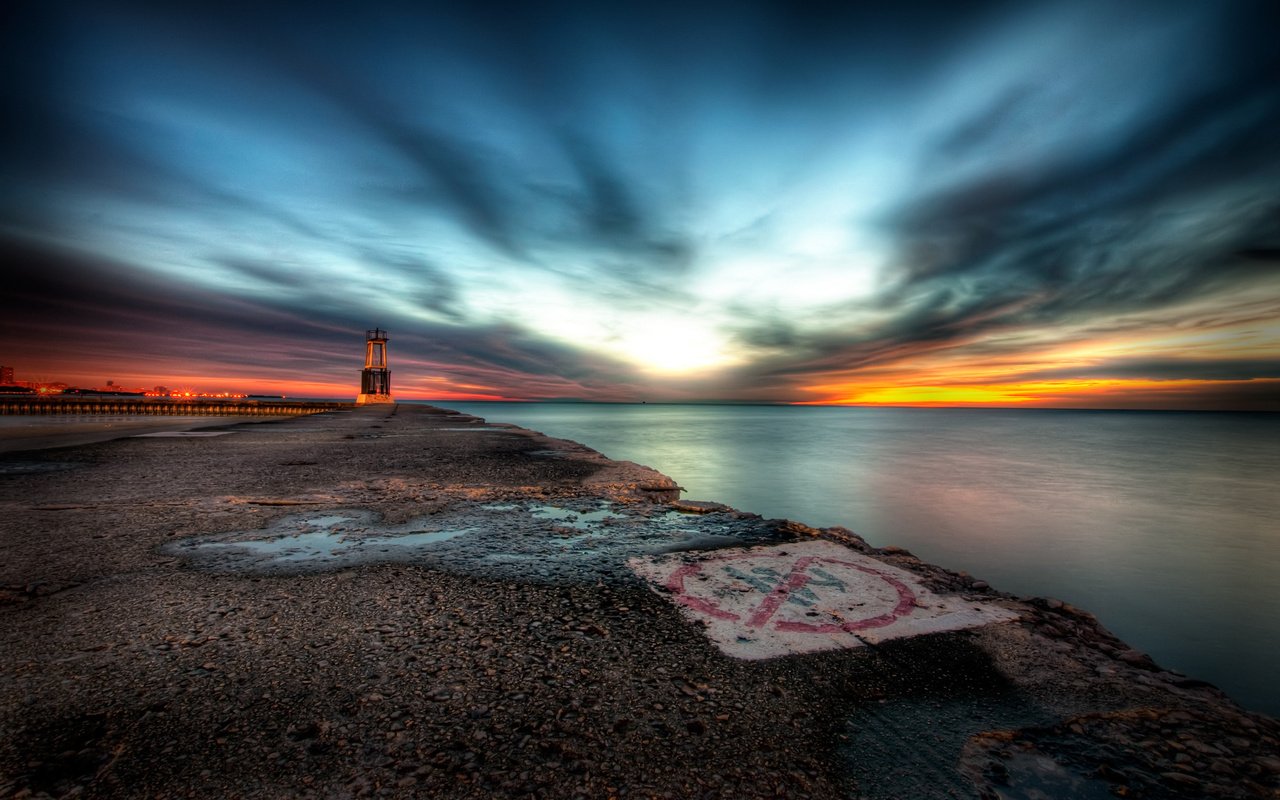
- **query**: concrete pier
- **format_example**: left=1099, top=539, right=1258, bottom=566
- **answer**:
left=0, top=397, right=349, bottom=417
left=0, top=405, right=1275, bottom=798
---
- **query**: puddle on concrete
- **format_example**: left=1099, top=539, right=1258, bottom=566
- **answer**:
left=200, top=530, right=355, bottom=562
left=171, top=510, right=476, bottom=569
left=528, top=504, right=624, bottom=530
left=0, top=461, right=87, bottom=476
left=306, top=515, right=356, bottom=528
left=170, top=500, right=791, bottom=584
left=207, top=527, right=474, bottom=562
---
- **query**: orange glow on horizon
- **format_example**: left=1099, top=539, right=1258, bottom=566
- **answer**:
left=6, top=372, right=523, bottom=403
left=796, top=378, right=1280, bottom=408
left=11, top=307, right=1277, bottom=409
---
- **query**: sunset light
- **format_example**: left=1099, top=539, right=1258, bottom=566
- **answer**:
left=4, top=5, right=1280, bottom=794
left=1, top=1, right=1276, bottom=409
left=799, top=379, right=1280, bottom=409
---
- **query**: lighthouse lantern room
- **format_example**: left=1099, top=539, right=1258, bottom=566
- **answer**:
left=356, top=328, right=394, bottom=405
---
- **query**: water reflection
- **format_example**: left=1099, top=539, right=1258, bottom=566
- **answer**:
left=434, top=402, right=1280, bottom=716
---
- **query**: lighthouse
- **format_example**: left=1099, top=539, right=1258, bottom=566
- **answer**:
left=356, top=328, right=394, bottom=405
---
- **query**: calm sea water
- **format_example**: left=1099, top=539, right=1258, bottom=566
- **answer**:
left=431, top=402, right=1280, bottom=716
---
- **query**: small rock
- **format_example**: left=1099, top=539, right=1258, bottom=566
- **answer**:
left=1117, top=649, right=1149, bottom=666
left=670, top=500, right=729, bottom=514
left=1209, top=759, right=1235, bottom=776
left=1160, top=772, right=1201, bottom=790
left=1185, top=739, right=1224, bottom=757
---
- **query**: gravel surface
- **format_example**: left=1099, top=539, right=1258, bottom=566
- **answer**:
left=1, top=404, right=1275, bottom=798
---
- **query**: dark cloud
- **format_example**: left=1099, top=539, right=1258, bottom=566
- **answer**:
left=729, top=315, right=799, bottom=351
left=0, top=234, right=642, bottom=397
left=224, top=26, right=537, bottom=261
left=881, top=1, right=1280, bottom=297
left=1029, top=380, right=1280, bottom=412
left=415, top=323, right=641, bottom=389
left=0, top=96, right=331, bottom=249
left=1008, top=358, right=1280, bottom=384
left=348, top=247, right=468, bottom=323
left=738, top=2, right=1280, bottom=385
left=2, top=235, right=356, bottom=367
left=182, top=5, right=699, bottom=289
left=212, top=256, right=314, bottom=290
left=1236, top=248, right=1280, bottom=262
left=558, top=134, right=693, bottom=275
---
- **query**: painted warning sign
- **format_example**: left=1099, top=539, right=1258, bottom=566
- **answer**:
left=629, top=540, right=1019, bottom=659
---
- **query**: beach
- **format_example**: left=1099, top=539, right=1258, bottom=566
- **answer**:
left=1, top=405, right=1275, bottom=798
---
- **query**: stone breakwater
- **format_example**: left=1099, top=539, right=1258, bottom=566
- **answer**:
left=0, top=404, right=1275, bottom=799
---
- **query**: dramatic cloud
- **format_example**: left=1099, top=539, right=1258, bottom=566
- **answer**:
left=2, top=0, right=1278, bottom=407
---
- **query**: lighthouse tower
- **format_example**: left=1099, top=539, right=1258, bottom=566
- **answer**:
left=356, top=328, right=394, bottom=405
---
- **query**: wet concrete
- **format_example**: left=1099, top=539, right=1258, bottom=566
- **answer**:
left=0, top=404, right=1275, bottom=798
left=171, top=500, right=787, bottom=584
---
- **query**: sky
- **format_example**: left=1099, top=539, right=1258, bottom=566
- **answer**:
left=2, top=0, right=1279, bottom=408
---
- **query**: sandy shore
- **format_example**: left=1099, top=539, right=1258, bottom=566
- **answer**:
left=1, top=405, right=1275, bottom=798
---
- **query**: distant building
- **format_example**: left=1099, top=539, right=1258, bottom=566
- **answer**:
left=64, top=387, right=145, bottom=397
left=356, top=328, right=394, bottom=405
left=0, top=366, right=12, bottom=385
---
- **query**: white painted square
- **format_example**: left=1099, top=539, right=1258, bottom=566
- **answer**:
left=629, top=540, right=1019, bottom=659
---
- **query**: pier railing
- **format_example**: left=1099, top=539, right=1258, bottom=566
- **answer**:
left=0, top=397, right=354, bottom=417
